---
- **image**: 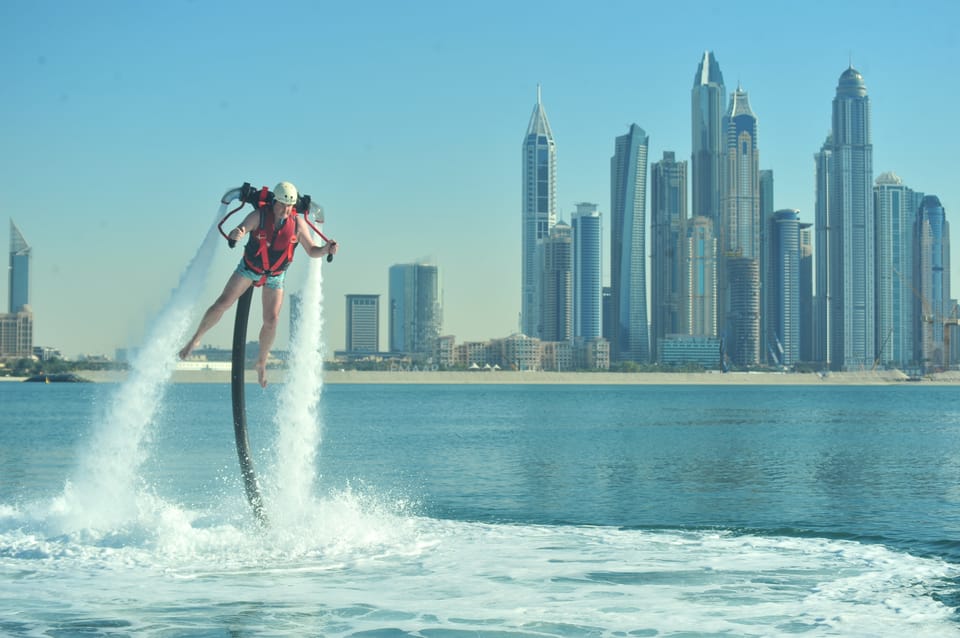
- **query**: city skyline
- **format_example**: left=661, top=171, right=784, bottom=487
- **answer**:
left=3, top=1, right=959, bottom=358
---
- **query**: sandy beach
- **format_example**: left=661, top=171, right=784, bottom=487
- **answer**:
left=7, top=368, right=957, bottom=385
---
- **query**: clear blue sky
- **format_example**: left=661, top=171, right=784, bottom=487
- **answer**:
left=2, top=0, right=958, bottom=358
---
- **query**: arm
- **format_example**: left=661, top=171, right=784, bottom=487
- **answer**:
left=229, top=210, right=261, bottom=243
left=297, top=218, right=338, bottom=258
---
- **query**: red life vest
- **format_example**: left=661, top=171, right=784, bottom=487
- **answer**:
left=243, top=206, right=299, bottom=286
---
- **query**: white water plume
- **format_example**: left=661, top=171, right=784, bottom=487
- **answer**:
left=268, top=256, right=326, bottom=525
left=53, top=206, right=226, bottom=533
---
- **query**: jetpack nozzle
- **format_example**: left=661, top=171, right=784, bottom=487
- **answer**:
left=310, top=201, right=325, bottom=224
left=221, top=186, right=244, bottom=205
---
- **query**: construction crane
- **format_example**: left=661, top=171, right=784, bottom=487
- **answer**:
left=872, top=329, right=893, bottom=371
left=944, top=302, right=959, bottom=370
left=894, top=268, right=958, bottom=372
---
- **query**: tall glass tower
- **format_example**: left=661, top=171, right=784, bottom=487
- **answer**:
left=9, top=220, right=30, bottom=313
left=759, top=170, right=775, bottom=363
left=650, top=151, right=688, bottom=360
left=813, top=135, right=833, bottom=366
left=829, top=66, right=875, bottom=370
left=610, top=124, right=650, bottom=363
left=571, top=203, right=602, bottom=340
left=388, top=263, right=441, bottom=356
left=542, top=222, right=573, bottom=342
left=799, top=223, right=814, bottom=362
left=691, top=51, right=726, bottom=225
left=768, top=210, right=801, bottom=366
left=686, top=216, right=718, bottom=337
left=914, top=195, right=950, bottom=368
left=521, top=86, right=557, bottom=338
left=722, top=86, right=760, bottom=366
left=874, top=172, right=923, bottom=368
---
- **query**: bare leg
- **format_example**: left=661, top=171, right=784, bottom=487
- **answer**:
left=179, top=273, right=253, bottom=359
left=255, top=286, right=284, bottom=387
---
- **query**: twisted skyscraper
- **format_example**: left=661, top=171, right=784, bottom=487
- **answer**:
left=610, top=124, right=650, bottom=363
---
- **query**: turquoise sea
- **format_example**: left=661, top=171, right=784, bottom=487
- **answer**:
left=2, top=380, right=960, bottom=637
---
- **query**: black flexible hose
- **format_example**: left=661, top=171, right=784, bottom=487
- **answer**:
left=231, top=287, right=268, bottom=526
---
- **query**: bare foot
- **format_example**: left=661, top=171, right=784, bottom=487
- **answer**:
left=256, top=361, right=268, bottom=388
left=178, top=338, right=199, bottom=360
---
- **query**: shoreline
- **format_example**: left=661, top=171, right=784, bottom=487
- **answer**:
left=4, top=369, right=958, bottom=385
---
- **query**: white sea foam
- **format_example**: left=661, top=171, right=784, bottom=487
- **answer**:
left=46, top=206, right=225, bottom=534
left=2, top=504, right=957, bottom=637
left=267, top=255, right=325, bottom=527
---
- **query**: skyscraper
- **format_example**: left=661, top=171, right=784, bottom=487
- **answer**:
left=722, top=86, right=761, bottom=261
left=388, top=263, right=441, bottom=356
left=721, top=86, right=761, bottom=366
left=571, top=203, right=602, bottom=340
left=9, top=220, right=30, bottom=313
left=759, top=170, right=775, bottom=363
left=813, top=135, right=832, bottom=366
left=686, top=216, right=718, bottom=337
left=726, top=257, right=760, bottom=366
left=768, top=210, right=801, bottom=366
left=345, top=294, right=380, bottom=354
left=650, top=151, right=688, bottom=360
left=691, top=51, right=726, bottom=224
left=828, top=66, right=875, bottom=370
left=2, top=220, right=33, bottom=358
left=914, top=195, right=951, bottom=368
left=521, top=86, right=557, bottom=338
left=799, top=223, right=814, bottom=362
left=610, top=124, right=650, bottom=363
left=874, top=172, right=923, bottom=368
left=541, top=222, right=573, bottom=342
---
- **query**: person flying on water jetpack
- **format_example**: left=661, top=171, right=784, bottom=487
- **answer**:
left=179, top=181, right=338, bottom=387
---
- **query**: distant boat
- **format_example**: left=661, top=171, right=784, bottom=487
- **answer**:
left=23, top=373, right=92, bottom=383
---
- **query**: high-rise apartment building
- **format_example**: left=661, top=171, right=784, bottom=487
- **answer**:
left=813, top=135, right=832, bottom=366
left=571, top=203, right=602, bottom=340
left=345, top=294, right=380, bottom=354
left=9, top=220, right=30, bottom=313
left=721, top=86, right=761, bottom=366
left=650, top=151, right=688, bottom=360
left=692, top=51, right=726, bottom=225
left=827, top=67, right=875, bottom=370
left=541, top=222, right=573, bottom=342
left=759, top=170, right=775, bottom=364
left=610, top=124, right=650, bottom=363
left=874, top=172, right=923, bottom=368
left=1, top=220, right=33, bottom=358
left=768, top=210, right=801, bottom=366
left=521, top=86, right=557, bottom=338
left=602, top=286, right=613, bottom=343
left=914, top=195, right=951, bottom=368
left=726, top=257, right=760, bottom=366
left=388, top=263, right=441, bottom=356
left=686, top=216, right=718, bottom=337
left=799, top=223, right=814, bottom=362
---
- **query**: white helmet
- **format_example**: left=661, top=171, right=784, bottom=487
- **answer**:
left=274, top=181, right=298, bottom=205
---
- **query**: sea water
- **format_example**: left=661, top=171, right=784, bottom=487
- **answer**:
left=2, top=381, right=960, bottom=636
